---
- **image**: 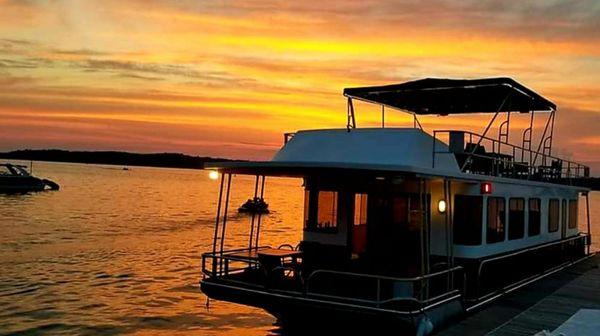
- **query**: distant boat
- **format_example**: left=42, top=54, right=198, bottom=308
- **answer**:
left=0, top=163, right=60, bottom=193
left=123, top=167, right=130, bottom=171
left=238, top=197, right=269, bottom=214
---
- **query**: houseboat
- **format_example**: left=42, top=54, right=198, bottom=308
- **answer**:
left=200, top=78, right=593, bottom=334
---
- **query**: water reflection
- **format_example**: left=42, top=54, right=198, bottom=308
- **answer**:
left=0, top=160, right=598, bottom=335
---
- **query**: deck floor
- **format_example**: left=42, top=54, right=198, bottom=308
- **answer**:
left=437, top=254, right=600, bottom=336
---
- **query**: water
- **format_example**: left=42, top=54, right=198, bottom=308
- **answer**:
left=0, top=161, right=598, bottom=335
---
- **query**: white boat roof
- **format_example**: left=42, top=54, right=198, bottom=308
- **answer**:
left=207, top=128, right=459, bottom=176
left=205, top=128, right=588, bottom=191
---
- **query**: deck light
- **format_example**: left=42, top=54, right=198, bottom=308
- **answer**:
left=481, top=182, right=492, bottom=194
left=438, top=200, right=447, bottom=213
left=208, top=170, right=219, bottom=180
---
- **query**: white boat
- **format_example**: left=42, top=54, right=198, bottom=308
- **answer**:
left=200, top=78, right=593, bottom=334
left=0, top=163, right=59, bottom=193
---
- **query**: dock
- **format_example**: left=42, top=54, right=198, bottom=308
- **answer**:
left=438, top=254, right=600, bottom=336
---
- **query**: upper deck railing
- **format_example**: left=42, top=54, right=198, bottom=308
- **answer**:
left=432, top=130, right=590, bottom=182
left=281, top=129, right=589, bottom=183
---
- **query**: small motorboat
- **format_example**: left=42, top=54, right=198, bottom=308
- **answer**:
left=238, top=197, right=269, bottom=214
left=0, top=163, right=60, bottom=193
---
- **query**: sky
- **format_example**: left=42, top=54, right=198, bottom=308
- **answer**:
left=0, top=0, right=599, bottom=171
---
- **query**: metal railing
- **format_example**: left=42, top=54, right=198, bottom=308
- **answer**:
left=432, top=130, right=589, bottom=181
left=305, top=266, right=465, bottom=309
left=202, top=246, right=466, bottom=312
left=473, top=233, right=590, bottom=300
left=201, top=246, right=270, bottom=278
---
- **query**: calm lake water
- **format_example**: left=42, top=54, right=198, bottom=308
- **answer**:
left=0, top=161, right=598, bottom=335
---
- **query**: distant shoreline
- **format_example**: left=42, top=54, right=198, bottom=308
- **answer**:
left=2, top=149, right=598, bottom=190
left=0, top=149, right=240, bottom=170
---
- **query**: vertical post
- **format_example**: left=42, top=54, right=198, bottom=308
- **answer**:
left=212, top=173, right=225, bottom=254
left=248, top=175, right=260, bottom=249
left=533, top=111, right=553, bottom=167
left=448, top=180, right=454, bottom=288
left=418, top=178, right=427, bottom=300
left=444, top=179, right=451, bottom=291
left=431, top=131, right=437, bottom=169
left=424, top=179, right=431, bottom=299
left=382, top=105, right=385, bottom=128
left=211, top=172, right=225, bottom=276
left=376, top=279, right=381, bottom=307
left=548, top=110, right=556, bottom=156
left=219, top=174, right=232, bottom=273
left=254, top=176, right=267, bottom=249
left=585, top=192, right=591, bottom=254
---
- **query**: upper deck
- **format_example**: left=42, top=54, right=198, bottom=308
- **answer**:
left=207, top=77, right=590, bottom=185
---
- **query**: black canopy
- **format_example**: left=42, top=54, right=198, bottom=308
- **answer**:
left=343, top=77, right=556, bottom=115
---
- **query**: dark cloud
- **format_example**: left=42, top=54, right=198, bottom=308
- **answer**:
left=159, top=0, right=600, bottom=42
left=0, top=58, right=39, bottom=69
left=51, top=48, right=110, bottom=56
left=116, top=73, right=165, bottom=81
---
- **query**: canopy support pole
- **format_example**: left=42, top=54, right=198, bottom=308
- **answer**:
left=214, top=173, right=232, bottom=275
left=532, top=109, right=554, bottom=167
left=381, top=105, right=385, bottom=128
left=460, top=91, right=511, bottom=171
left=253, top=176, right=266, bottom=249
left=347, top=98, right=356, bottom=131
left=413, top=114, right=423, bottom=130
left=211, top=172, right=226, bottom=276
left=248, top=175, right=260, bottom=249
left=522, top=108, right=535, bottom=165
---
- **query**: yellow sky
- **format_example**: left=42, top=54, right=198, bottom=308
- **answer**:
left=0, top=0, right=599, bottom=171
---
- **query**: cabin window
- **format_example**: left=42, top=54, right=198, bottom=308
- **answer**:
left=316, top=191, right=338, bottom=232
left=487, top=197, right=506, bottom=243
left=568, top=199, right=578, bottom=229
left=352, top=193, right=368, bottom=255
left=561, top=199, right=567, bottom=231
left=354, top=193, right=368, bottom=226
left=548, top=199, right=559, bottom=233
left=528, top=198, right=541, bottom=236
left=453, top=195, right=483, bottom=245
left=508, top=198, right=525, bottom=240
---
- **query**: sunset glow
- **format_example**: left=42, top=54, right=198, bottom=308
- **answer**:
left=0, top=1, right=598, bottom=171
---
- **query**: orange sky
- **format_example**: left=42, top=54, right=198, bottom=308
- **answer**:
left=0, top=0, right=599, bottom=171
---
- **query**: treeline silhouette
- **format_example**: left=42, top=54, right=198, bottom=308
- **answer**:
left=0, top=149, right=238, bottom=169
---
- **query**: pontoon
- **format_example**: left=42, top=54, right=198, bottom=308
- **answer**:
left=200, top=78, right=593, bottom=334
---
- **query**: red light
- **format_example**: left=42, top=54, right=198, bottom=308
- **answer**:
left=481, top=182, right=492, bottom=194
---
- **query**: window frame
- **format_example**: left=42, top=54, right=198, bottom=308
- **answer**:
left=453, top=195, right=483, bottom=246
left=486, top=197, right=506, bottom=244
left=353, top=193, right=368, bottom=227
left=528, top=198, right=541, bottom=237
left=548, top=199, right=560, bottom=233
left=568, top=199, right=578, bottom=229
left=508, top=198, right=525, bottom=240
left=303, top=190, right=339, bottom=233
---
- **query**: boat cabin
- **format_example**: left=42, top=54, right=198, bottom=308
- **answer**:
left=200, top=78, right=593, bottom=333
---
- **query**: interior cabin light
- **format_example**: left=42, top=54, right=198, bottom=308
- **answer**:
left=208, top=170, right=219, bottom=180
left=438, top=200, right=447, bottom=213
left=481, top=182, right=492, bottom=194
